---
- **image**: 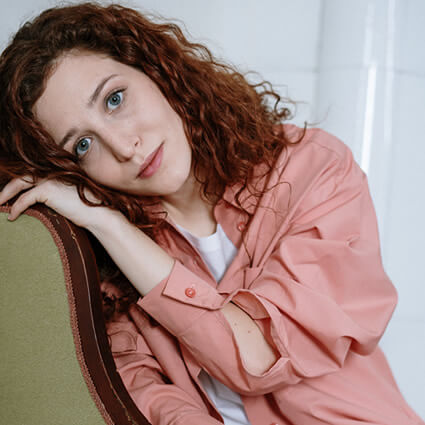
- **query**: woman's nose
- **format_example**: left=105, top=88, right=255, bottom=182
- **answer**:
left=104, top=132, right=139, bottom=162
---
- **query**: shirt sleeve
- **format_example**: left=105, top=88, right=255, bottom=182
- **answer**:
left=139, top=131, right=398, bottom=396
left=108, top=318, right=223, bottom=425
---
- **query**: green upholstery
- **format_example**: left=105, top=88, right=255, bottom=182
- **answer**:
left=0, top=211, right=105, bottom=425
left=0, top=207, right=151, bottom=425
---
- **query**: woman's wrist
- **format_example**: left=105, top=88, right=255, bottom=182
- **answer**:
left=84, top=205, right=126, bottom=235
left=86, top=205, right=174, bottom=296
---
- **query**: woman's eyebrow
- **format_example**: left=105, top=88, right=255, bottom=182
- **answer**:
left=59, top=128, right=77, bottom=148
left=87, top=74, right=119, bottom=106
left=58, top=74, right=120, bottom=148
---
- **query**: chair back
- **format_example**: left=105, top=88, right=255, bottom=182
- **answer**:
left=0, top=205, right=150, bottom=425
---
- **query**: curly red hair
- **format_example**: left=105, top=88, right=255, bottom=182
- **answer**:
left=0, top=2, right=303, bottom=216
left=0, top=2, right=304, bottom=317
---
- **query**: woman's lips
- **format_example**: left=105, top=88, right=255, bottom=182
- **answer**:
left=138, top=143, right=164, bottom=179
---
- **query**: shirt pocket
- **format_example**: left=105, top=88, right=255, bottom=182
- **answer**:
left=108, top=330, right=138, bottom=354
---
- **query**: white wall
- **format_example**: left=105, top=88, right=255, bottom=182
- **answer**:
left=130, top=0, right=320, bottom=128
left=316, top=0, right=425, bottom=419
left=1, top=0, right=423, bottom=420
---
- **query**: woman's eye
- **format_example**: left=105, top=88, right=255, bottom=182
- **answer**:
left=106, top=90, right=123, bottom=110
left=74, top=137, right=92, bottom=158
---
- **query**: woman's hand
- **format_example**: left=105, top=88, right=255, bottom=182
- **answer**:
left=0, top=176, right=107, bottom=229
left=0, top=175, right=175, bottom=295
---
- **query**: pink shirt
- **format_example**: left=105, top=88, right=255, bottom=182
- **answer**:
left=107, top=126, right=424, bottom=425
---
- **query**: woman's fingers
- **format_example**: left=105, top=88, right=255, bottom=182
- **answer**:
left=7, top=186, right=47, bottom=221
left=0, top=176, right=36, bottom=205
left=1, top=177, right=107, bottom=228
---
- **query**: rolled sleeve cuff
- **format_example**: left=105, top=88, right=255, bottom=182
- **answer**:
left=139, top=261, right=226, bottom=336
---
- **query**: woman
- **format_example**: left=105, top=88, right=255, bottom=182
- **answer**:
left=0, top=3, right=422, bottom=425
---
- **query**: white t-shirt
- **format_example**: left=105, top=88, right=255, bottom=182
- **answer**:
left=176, top=224, right=251, bottom=425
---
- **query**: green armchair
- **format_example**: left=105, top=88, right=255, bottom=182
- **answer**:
left=0, top=204, right=150, bottom=425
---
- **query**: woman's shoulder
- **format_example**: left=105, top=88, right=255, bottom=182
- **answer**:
left=225, top=125, right=359, bottom=214
left=258, top=124, right=364, bottom=213
left=281, top=124, right=353, bottom=164
left=272, top=124, right=360, bottom=188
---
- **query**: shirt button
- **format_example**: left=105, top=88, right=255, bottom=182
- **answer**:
left=237, top=221, right=245, bottom=231
left=185, top=287, right=196, bottom=298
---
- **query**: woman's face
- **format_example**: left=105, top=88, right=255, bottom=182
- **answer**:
left=33, top=51, right=193, bottom=198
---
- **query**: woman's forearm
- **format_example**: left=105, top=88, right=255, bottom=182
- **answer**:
left=87, top=208, right=175, bottom=296
left=221, top=302, right=278, bottom=375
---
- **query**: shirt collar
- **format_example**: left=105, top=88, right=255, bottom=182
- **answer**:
left=142, top=173, right=263, bottom=221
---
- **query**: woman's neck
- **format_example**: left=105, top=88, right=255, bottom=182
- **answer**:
left=160, top=176, right=217, bottom=237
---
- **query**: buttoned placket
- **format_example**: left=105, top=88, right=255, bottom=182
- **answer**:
left=157, top=198, right=249, bottom=288
left=139, top=170, right=294, bottom=425
left=164, top=221, right=218, bottom=287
